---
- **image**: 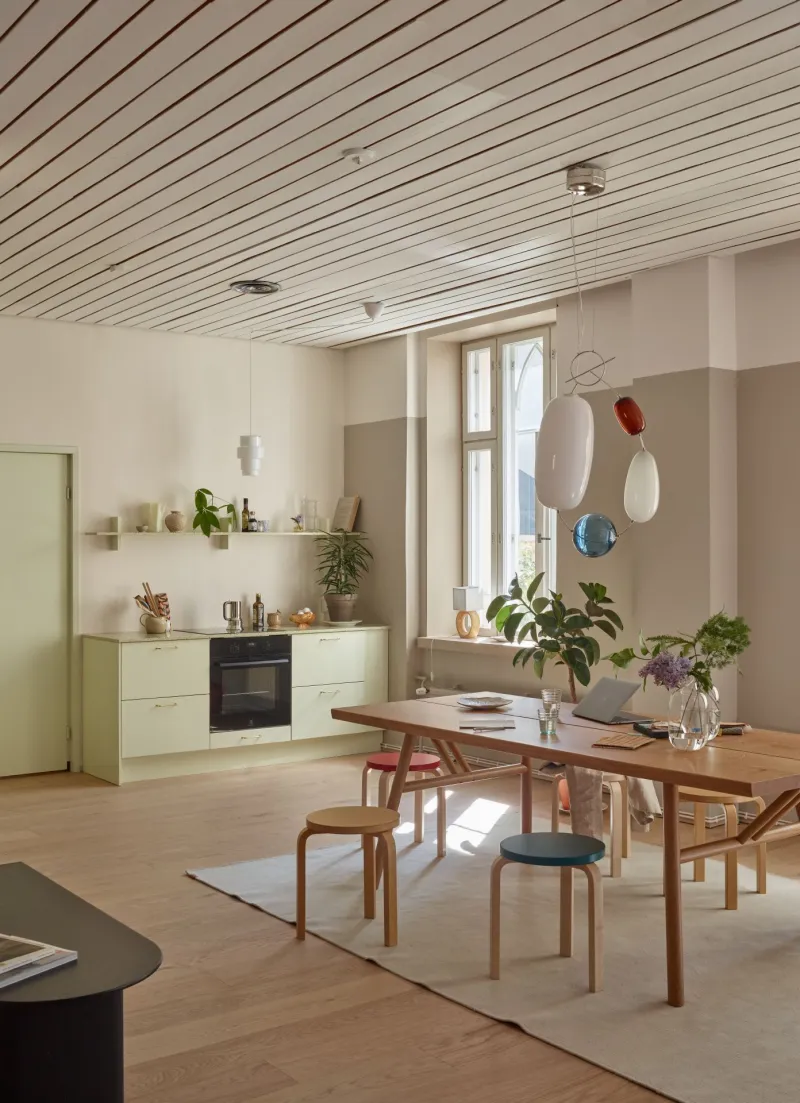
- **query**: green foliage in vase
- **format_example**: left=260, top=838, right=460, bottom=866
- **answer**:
left=192, top=488, right=237, bottom=537
left=315, top=530, right=373, bottom=595
left=485, top=575, right=623, bottom=703
left=606, top=611, right=750, bottom=693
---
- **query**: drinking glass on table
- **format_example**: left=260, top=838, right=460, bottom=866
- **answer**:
left=541, top=688, right=562, bottom=720
left=538, top=708, right=557, bottom=739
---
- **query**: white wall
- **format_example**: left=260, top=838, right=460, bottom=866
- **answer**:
left=557, top=282, right=632, bottom=389
left=736, top=239, right=800, bottom=370
left=0, top=315, right=344, bottom=633
left=344, top=335, right=410, bottom=425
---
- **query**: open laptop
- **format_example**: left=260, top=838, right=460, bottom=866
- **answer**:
left=571, top=677, right=642, bottom=724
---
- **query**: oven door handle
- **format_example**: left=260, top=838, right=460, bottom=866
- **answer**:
left=216, top=658, right=290, bottom=669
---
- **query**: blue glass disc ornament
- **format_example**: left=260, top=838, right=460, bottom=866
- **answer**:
left=573, top=513, right=617, bottom=558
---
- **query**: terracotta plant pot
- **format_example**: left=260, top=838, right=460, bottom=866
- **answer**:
left=165, top=510, right=186, bottom=532
left=325, top=593, right=359, bottom=622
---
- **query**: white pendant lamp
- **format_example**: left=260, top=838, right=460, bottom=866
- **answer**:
left=624, top=447, right=660, bottom=523
left=239, top=336, right=264, bottom=476
left=535, top=394, right=594, bottom=510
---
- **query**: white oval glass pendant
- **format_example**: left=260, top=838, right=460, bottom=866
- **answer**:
left=624, top=448, right=660, bottom=523
left=535, top=395, right=594, bottom=510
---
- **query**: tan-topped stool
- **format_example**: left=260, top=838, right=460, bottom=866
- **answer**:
left=678, top=786, right=767, bottom=909
left=551, top=772, right=631, bottom=878
left=296, top=805, right=400, bottom=946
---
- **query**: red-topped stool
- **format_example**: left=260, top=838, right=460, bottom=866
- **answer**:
left=361, top=752, right=447, bottom=857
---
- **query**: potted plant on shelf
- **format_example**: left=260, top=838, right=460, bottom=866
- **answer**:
left=486, top=574, right=623, bottom=703
left=315, top=530, right=373, bottom=623
left=192, top=488, right=238, bottom=537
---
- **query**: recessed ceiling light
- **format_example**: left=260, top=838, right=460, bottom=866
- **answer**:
left=229, top=279, right=281, bottom=295
left=341, top=147, right=377, bottom=167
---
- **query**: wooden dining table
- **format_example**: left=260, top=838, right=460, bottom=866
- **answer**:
left=332, top=692, right=800, bottom=1007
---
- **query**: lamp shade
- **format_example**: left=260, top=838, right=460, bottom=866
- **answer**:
left=237, top=434, right=264, bottom=476
left=453, top=586, right=482, bottom=611
left=624, top=448, right=660, bottom=523
left=535, top=395, right=594, bottom=510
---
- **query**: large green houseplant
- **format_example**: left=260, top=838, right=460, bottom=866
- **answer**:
left=315, top=530, right=373, bottom=622
left=486, top=574, right=623, bottom=702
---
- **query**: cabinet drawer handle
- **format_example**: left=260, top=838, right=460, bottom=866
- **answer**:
left=154, top=646, right=179, bottom=651
left=318, top=689, right=339, bottom=696
left=154, top=702, right=178, bottom=708
left=320, top=638, right=341, bottom=643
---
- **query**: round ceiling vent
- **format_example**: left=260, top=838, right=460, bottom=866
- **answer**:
left=229, top=279, right=281, bottom=295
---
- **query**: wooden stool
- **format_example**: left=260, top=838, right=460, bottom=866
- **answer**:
left=362, top=752, right=447, bottom=857
left=678, top=786, right=767, bottom=909
left=551, top=772, right=631, bottom=878
left=296, top=806, right=400, bottom=946
left=490, top=832, right=605, bottom=992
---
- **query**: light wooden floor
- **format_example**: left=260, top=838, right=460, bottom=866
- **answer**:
left=0, top=757, right=787, bottom=1102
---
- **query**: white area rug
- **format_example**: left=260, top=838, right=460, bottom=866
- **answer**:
left=188, top=804, right=800, bottom=1103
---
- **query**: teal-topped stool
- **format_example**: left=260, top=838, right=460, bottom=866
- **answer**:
left=490, top=832, right=605, bottom=992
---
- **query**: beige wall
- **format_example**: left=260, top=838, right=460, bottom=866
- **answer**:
left=738, top=363, right=798, bottom=730
left=425, top=340, right=461, bottom=638
left=0, top=314, right=344, bottom=633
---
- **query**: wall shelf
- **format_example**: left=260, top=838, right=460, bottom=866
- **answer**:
left=84, top=528, right=361, bottom=551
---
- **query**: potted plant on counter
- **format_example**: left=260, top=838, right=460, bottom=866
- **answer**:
left=315, top=530, right=373, bottom=623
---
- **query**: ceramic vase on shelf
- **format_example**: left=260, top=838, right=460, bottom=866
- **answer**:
left=667, top=681, right=714, bottom=751
left=164, top=510, right=186, bottom=532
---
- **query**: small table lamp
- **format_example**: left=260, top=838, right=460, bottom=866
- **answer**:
left=453, top=586, right=482, bottom=639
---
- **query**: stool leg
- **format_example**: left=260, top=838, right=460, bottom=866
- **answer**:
left=621, top=778, right=632, bottom=859
left=693, top=802, right=706, bottom=882
left=581, top=862, right=604, bottom=993
left=378, top=770, right=390, bottom=808
left=296, top=827, right=312, bottom=941
left=560, top=867, right=573, bottom=957
left=414, top=778, right=424, bottom=844
left=436, top=773, right=447, bottom=858
left=551, top=776, right=562, bottom=833
left=724, top=803, right=739, bottom=910
left=609, top=781, right=622, bottom=879
left=755, top=796, right=768, bottom=895
left=489, top=857, right=510, bottom=979
left=379, top=832, right=398, bottom=947
left=363, top=834, right=376, bottom=919
left=361, top=766, right=371, bottom=849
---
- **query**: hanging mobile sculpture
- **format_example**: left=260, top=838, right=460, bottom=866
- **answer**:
left=534, top=166, right=659, bottom=557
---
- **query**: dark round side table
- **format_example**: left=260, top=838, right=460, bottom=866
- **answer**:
left=0, top=862, right=162, bottom=1102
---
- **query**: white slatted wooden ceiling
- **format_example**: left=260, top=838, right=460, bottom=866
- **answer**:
left=0, top=0, right=799, bottom=348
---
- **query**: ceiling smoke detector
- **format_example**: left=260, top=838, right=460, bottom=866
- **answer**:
left=229, top=279, right=281, bottom=295
left=565, top=164, right=606, bottom=197
left=363, top=301, right=384, bottom=321
left=341, top=147, right=377, bottom=167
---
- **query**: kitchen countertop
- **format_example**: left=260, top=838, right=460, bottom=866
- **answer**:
left=84, top=624, right=389, bottom=643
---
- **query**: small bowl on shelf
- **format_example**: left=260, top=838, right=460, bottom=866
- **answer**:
left=289, top=611, right=316, bottom=630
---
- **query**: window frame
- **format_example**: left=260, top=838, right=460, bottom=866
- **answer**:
left=461, top=325, right=555, bottom=612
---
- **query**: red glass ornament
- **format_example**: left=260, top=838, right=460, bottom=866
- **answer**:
left=614, top=395, right=646, bottom=435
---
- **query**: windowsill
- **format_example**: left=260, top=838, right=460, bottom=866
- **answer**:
left=417, top=634, right=519, bottom=657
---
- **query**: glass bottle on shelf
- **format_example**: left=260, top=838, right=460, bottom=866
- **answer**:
left=248, top=508, right=258, bottom=532
left=241, top=498, right=250, bottom=533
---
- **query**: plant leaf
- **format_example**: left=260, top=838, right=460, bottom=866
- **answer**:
left=495, top=605, right=512, bottom=631
left=531, top=597, right=549, bottom=614
left=485, top=595, right=506, bottom=622
left=604, top=608, right=624, bottom=630
left=595, top=620, right=617, bottom=639
left=525, top=572, right=545, bottom=601
left=503, top=611, right=526, bottom=642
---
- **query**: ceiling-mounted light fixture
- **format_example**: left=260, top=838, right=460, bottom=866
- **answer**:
left=341, top=147, right=377, bottom=167
left=363, top=301, right=384, bottom=321
left=238, top=335, right=264, bottom=477
left=229, top=279, right=281, bottom=295
left=565, top=163, right=606, bottom=197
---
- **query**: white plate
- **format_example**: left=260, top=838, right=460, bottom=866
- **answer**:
left=457, top=694, right=513, bottom=711
left=321, top=620, right=362, bottom=628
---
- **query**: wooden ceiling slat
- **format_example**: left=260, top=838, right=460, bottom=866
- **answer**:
left=0, top=1, right=94, bottom=93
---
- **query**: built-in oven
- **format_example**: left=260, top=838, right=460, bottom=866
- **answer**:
left=209, top=635, right=291, bottom=733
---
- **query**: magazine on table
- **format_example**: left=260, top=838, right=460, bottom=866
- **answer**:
left=0, top=933, right=77, bottom=989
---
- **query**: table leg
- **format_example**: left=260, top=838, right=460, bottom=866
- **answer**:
left=663, top=782, right=685, bottom=1007
left=520, top=757, right=533, bottom=833
left=0, top=989, right=124, bottom=1102
left=377, top=733, right=415, bottom=883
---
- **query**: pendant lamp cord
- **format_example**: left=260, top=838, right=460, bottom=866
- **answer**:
left=249, top=334, right=253, bottom=435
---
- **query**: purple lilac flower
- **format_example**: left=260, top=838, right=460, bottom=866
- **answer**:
left=638, top=653, right=692, bottom=691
